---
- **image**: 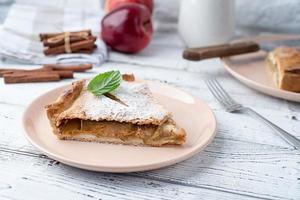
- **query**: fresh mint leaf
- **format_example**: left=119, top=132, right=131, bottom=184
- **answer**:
left=87, top=70, right=122, bottom=96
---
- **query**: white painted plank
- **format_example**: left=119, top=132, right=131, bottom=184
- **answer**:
left=0, top=151, right=258, bottom=200
left=108, top=32, right=188, bottom=70
left=108, top=31, right=232, bottom=75
left=0, top=137, right=299, bottom=200
left=135, top=139, right=300, bottom=200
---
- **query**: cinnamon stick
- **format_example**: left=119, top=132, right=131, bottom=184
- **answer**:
left=54, top=70, right=74, bottom=79
left=0, top=68, right=49, bottom=77
left=39, top=29, right=91, bottom=41
left=43, top=64, right=92, bottom=72
left=43, top=35, right=96, bottom=48
left=0, top=69, right=24, bottom=77
left=72, top=44, right=97, bottom=54
left=43, top=38, right=96, bottom=55
left=12, top=70, right=73, bottom=79
left=4, top=72, right=60, bottom=84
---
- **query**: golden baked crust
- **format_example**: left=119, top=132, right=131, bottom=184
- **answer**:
left=45, top=77, right=186, bottom=146
left=266, top=47, right=300, bottom=92
left=46, top=80, right=85, bottom=136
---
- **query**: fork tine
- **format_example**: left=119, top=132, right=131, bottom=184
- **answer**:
left=206, top=79, right=229, bottom=108
left=207, top=79, right=233, bottom=108
left=210, top=78, right=238, bottom=106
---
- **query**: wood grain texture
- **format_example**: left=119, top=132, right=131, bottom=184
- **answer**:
left=0, top=31, right=299, bottom=200
left=0, top=149, right=263, bottom=200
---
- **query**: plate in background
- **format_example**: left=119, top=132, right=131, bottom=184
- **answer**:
left=222, top=51, right=300, bottom=102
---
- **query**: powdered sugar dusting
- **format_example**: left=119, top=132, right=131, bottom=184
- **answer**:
left=59, top=81, right=170, bottom=125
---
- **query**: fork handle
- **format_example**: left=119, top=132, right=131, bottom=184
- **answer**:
left=244, top=108, right=300, bottom=149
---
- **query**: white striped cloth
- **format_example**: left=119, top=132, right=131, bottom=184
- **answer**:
left=0, top=0, right=107, bottom=65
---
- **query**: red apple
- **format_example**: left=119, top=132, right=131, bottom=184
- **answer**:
left=105, top=0, right=153, bottom=13
left=101, top=3, right=153, bottom=54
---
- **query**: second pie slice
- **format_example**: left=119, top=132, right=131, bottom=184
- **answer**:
left=45, top=74, right=186, bottom=147
left=266, top=47, right=300, bottom=92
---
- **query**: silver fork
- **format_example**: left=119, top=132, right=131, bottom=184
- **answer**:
left=206, top=78, right=300, bottom=150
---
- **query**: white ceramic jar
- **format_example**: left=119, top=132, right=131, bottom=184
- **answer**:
left=178, top=0, right=235, bottom=48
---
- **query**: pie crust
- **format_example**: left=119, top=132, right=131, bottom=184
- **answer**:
left=45, top=76, right=186, bottom=146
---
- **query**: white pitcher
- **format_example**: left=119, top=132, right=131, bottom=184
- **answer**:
left=178, top=0, right=235, bottom=48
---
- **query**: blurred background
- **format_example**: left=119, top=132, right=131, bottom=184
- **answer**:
left=1, top=0, right=299, bottom=35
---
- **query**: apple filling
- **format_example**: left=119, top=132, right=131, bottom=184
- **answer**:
left=59, top=119, right=185, bottom=145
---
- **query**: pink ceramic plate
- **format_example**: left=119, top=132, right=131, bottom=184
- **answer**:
left=222, top=51, right=300, bottom=102
left=23, top=81, right=217, bottom=172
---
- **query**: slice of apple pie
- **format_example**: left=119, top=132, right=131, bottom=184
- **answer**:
left=45, top=75, right=186, bottom=146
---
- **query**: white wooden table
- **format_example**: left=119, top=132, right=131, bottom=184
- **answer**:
left=0, top=31, right=299, bottom=200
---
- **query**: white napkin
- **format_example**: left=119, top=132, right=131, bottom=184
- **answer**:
left=0, top=0, right=107, bottom=65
